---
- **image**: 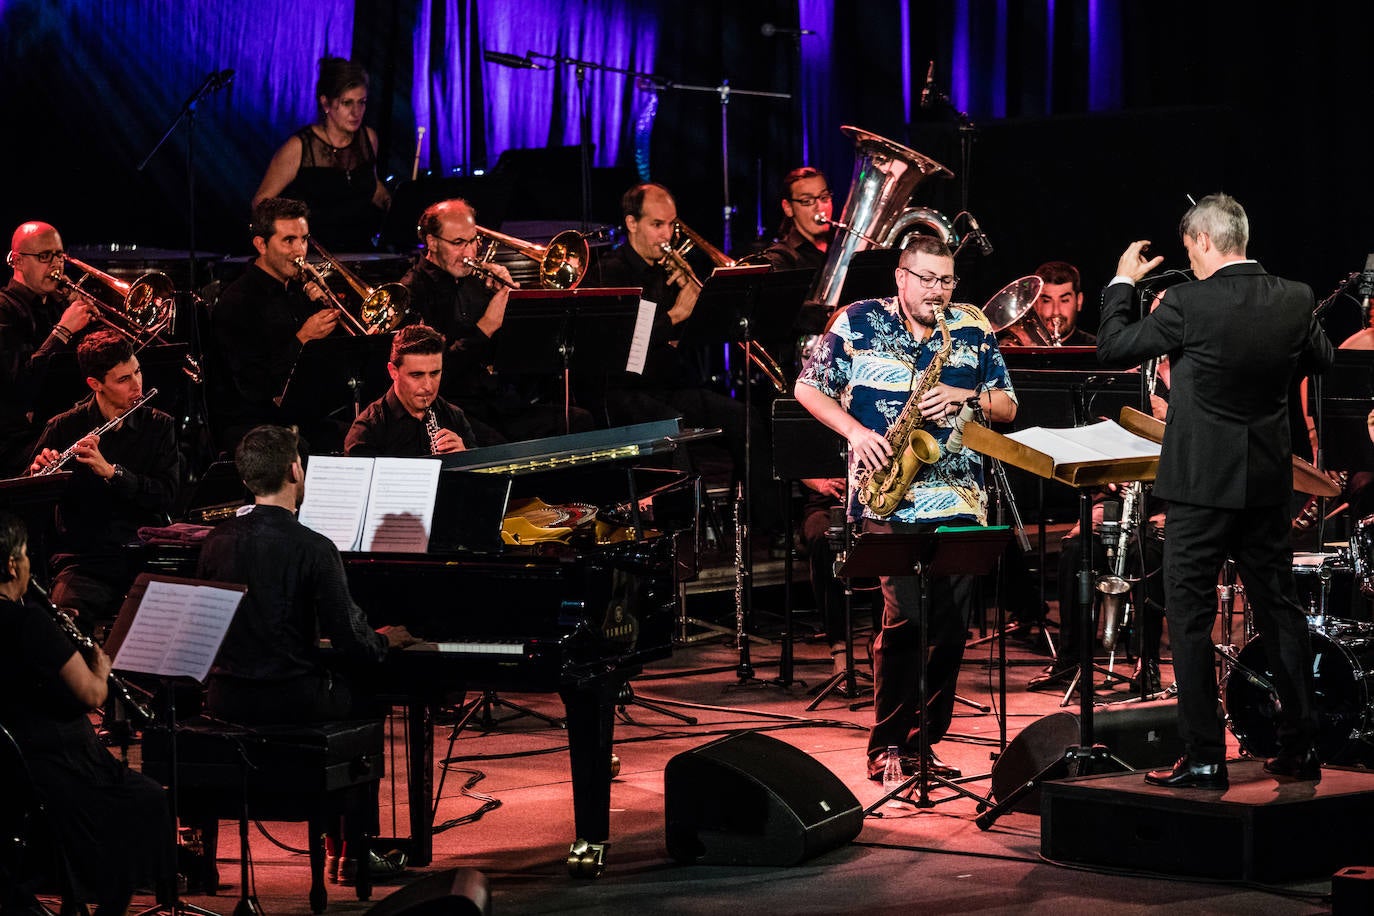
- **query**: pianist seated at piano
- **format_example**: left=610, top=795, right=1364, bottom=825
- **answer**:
left=344, top=324, right=476, bottom=457
left=195, top=425, right=417, bottom=877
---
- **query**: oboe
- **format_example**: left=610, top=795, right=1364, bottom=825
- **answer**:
left=28, top=580, right=155, bottom=723
left=34, top=388, right=158, bottom=476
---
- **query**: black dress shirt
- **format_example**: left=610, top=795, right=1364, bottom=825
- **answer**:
left=344, top=388, right=477, bottom=456
left=399, top=258, right=499, bottom=402
left=209, top=264, right=320, bottom=431
left=0, top=279, right=75, bottom=472
left=32, top=395, right=179, bottom=558
left=594, top=243, right=689, bottom=388
left=196, top=504, right=387, bottom=682
left=760, top=226, right=829, bottom=271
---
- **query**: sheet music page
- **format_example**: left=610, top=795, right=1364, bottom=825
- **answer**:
left=1007, top=420, right=1161, bottom=466
left=299, top=456, right=376, bottom=550
left=359, top=457, right=441, bottom=553
left=625, top=298, right=656, bottom=375
left=112, top=579, right=244, bottom=681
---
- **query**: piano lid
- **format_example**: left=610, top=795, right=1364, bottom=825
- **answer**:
left=438, top=418, right=719, bottom=474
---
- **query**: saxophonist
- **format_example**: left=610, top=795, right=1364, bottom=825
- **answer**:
left=795, top=236, right=1016, bottom=782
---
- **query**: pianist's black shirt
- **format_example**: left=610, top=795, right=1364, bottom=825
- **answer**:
left=344, top=388, right=477, bottom=457
left=197, top=504, right=386, bottom=684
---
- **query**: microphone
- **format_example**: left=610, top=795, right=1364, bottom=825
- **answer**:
left=484, top=50, right=543, bottom=69
left=920, top=61, right=936, bottom=109
left=964, top=214, right=994, bottom=256
left=945, top=398, right=979, bottom=455
left=1360, top=252, right=1374, bottom=298
left=761, top=23, right=816, bottom=37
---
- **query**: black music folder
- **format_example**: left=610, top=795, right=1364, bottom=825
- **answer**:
left=494, top=287, right=644, bottom=377
left=279, top=333, right=395, bottom=418
left=680, top=265, right=810, bottom=351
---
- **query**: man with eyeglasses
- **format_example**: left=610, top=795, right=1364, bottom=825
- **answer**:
left=796, top=235, right=1016, bottom=783
left=1, top=221, right=95, bottom=476
left=209, top=197, right=341, bottom=453
left=759, top=167, right=834, bottom=271
left=400, top=198, right=591, bottom=442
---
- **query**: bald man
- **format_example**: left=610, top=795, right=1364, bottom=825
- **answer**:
left=0, top=221, right=94, bottom=476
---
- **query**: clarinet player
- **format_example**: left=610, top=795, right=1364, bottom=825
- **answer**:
left=795, top=236, right=1016, bottom=781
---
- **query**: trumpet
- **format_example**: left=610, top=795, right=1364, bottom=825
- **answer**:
left=296, top=240, right=409, bottom=334
left=661, top=222, right=788, bottom=394
left=34, top=388, right=158, bottom=476
left=49, top=257, right=202, bottom=382
left=473, top=225, right=589, bottom=290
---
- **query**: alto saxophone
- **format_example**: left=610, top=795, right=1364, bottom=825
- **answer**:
left=857, top=307, right=952, bottom=518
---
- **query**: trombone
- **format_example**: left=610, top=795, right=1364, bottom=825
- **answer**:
left=48, top=257, right=202, bottom=382
left=660, top=220, right=788, bottom=394
left=295, top=240, right=410, bottom=335
left=468, top=225, right=589, bottom=290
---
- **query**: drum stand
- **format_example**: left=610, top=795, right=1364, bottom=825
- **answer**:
left=1215, top=557, right=1248, bottom=664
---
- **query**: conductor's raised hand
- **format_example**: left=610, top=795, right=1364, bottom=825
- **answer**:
left=1116, top=240, right=1165, bottom=283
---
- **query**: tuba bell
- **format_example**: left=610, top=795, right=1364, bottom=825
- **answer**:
left=808, top=126, right=957, bottom=310
left=981, top=275, right=1058, bottom=346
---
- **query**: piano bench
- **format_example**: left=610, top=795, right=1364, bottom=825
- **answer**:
left=142, top=718, right=386, bottom=913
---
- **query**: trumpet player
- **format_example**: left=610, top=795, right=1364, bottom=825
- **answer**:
left=0, top=221, right=95, bottom=476
left=795, top=236, right=1016, bottom=783
left=28, top=330, right=178, bottom=629
left=209, top=197, right=341, bottom=452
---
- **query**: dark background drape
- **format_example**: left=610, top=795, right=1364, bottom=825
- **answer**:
left=3, top=0, right=1370, bottom=334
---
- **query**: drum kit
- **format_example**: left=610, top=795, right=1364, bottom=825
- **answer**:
left=1221, top=529, right=1374, bottom=766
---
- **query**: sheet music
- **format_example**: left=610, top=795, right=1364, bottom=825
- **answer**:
left=359, top=457, right=441, bottom=553
left=625, top=298, right=656, bottom=375
left=299, top=456, right=375, bottom=550
left=1007, top=420, right=1161, bottom=466
left=112, top=579, right=244, bottom=682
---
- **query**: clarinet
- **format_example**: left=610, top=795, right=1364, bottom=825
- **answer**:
left=28, top=580, right=155, bottom=724
left=35, top=388, right=158, bottom=476
left=424, top=407, right=443, bottom=455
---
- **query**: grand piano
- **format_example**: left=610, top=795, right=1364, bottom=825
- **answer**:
left=144, top=419, right=709, bottom=877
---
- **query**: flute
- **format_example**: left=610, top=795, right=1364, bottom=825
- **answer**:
left=34, top=388, right=158, bottom=476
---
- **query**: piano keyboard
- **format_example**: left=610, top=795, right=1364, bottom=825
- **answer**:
left=409, top=639, right=525, bottom=656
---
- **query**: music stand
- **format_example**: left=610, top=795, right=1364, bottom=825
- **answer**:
left=771, top=398, right=848, bottom=692
left=845, top=527, right=1010, bottom=813
left=105, top=573, right=246, bottom=916
left=962, top=413, right=1159, bottom=829
left=682, top=267, right=809, bottom=682
left=0, top=472, right=72, bottom=568
left=279, top=333, right=395, bottom=422
left=494, top=288, right=643, bottom=434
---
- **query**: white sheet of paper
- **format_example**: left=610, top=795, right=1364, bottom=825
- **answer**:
left=625, top=298, right=656, bottom=375
left=359, top=457, right=441, bottom=553
left=298, top=456, right=376, bottom=550
left=1006, top=420, right=1162, bottom=466
left=112, top=579, right=244, bottom=682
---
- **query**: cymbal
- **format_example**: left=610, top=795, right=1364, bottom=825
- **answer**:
left=1293, top=455, right=1340, bottom=497
left=981, top=275, right=1043, bottom=332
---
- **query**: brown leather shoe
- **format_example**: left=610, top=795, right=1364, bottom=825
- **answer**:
left=1144, top=756, right=1228, bottom=790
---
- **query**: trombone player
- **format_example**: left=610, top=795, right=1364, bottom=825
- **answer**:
left=0, top=221, right=95, bottom=476
left=208, top=197, right=341, bottom=452
left=402, top=198, right=592, bottom=441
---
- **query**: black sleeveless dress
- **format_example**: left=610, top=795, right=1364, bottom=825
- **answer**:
left=282, top=125, right=382, bottom=251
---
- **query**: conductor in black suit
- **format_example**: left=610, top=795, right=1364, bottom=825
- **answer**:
left=1097, top=193, right=1333, bottom=790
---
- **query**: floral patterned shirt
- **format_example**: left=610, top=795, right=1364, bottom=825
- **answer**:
left=797, top=297, right=1016, bottom=524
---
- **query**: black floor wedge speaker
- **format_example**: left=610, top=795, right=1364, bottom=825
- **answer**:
left=363, top=868, right=489, bottom=916
left=664, top=731, right=863, bottom=866
left=990, top=698, right=1184, bottom=813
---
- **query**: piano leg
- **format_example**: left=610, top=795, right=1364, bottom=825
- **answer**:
left=558, top=674, right=622, bottom=878
left=406, top=700, right=434, bottom=867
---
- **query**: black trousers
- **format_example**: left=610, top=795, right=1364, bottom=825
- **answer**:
left=865, top=520, right=972, bottom=759
left=1163, top=500, right=1317, bottom=763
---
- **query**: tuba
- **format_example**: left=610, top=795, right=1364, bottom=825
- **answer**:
left=981, top=275, right=1056, bottom=346
left=299, top=240, right=410, bottom=334
left=473, top=225, right=588, bottom=290
left=808, top=126, right=957, bottom=310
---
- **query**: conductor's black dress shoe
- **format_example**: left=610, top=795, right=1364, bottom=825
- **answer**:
left=1144, top=756, right=1228, bottom=790
left=1263, top=745, right=1322, bottom=780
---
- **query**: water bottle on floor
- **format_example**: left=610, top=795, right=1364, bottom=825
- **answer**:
left=883, top=745, right=905, bottom=807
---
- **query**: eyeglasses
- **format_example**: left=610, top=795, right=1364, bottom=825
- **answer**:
left=433, top=234, right=479, bottom=248
left=14, top=249, right=66, bottom=265
left=900, top=267, right=958, bottom=290
left=788, top=191, right=832, bottom=207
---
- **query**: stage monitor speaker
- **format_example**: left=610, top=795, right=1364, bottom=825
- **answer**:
left=990, top=699, right=1183, bottom=813
left=363, top=867, right=489, bottom=916
left=664, top=731, right=862, bottom=866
